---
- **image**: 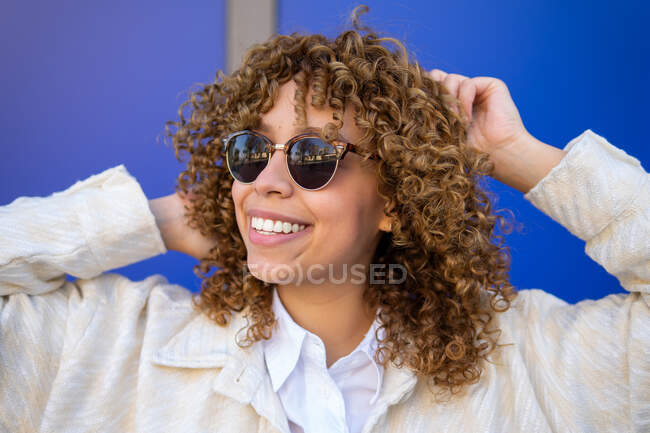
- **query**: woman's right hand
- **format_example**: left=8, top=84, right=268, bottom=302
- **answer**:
left=148, top=192, right=218, bottom=260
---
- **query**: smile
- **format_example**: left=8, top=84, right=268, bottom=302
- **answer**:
left=251, top=216, right=307, bottom=234
left=249, top=217, right=312, bottom=246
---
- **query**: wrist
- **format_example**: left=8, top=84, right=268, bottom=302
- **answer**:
left=488, top=131, right=567, bottom=194
left=148, top=193, right=187, bottom=254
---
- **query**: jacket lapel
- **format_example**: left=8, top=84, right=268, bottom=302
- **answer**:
left=361, top=363, right=418, bottom=433
left=151, top=310, right=291, bottom=433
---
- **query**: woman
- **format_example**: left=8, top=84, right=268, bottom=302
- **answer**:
left=1, top=8, right=648, bottom=433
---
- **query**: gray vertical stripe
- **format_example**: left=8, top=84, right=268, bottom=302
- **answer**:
left=226, top=0, right=277, bottom=74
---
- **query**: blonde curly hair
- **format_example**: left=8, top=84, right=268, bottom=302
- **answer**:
left=165, top=5, right=517, bottom=396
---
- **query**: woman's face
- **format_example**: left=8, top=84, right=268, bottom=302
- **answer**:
left=232, top=79, right=391, bottom=284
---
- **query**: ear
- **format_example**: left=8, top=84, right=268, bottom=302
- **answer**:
left=379, top=196, right=395, bottom=233
left=378, top=213, right=392, bottom=233
left=378, top=200, right=394, bottom=233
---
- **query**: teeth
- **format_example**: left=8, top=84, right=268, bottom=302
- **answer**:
left=251, top=216, right=308, bottom=235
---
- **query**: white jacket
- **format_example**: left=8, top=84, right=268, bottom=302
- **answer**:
left=1, top=129, right=648, bottom=433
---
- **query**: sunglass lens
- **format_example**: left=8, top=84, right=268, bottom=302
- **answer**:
left=288, top=138, right=338, bottom=190
left=226, top=133, right=268, bottom=183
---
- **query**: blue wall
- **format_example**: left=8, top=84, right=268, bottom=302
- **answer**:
left=1, top=0, right=225, bottom=291
left=2, top=1, right=648, bottom=302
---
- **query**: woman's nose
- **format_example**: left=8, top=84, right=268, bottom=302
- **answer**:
left=253, top=148, right=294, bottom=197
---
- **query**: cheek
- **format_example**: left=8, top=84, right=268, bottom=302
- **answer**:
left=316, top=179, right=383, bottom=239
left=346, top=172, right=384, bottom=220
left=231, top=183, right=247, bottom=233
left=314, top=194, right=382, bottom=265
left=313, top=160, right=382, bottom=213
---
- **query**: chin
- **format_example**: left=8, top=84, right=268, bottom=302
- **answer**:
left=244, top=256, right=302, bottom=286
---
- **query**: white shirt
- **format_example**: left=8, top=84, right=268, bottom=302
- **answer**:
left=263, top=289, right=384, bottom=433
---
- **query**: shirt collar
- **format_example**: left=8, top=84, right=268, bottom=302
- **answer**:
left=262, top=288, right=385, bottom=403
left=262, top=288, right=308, bottom=392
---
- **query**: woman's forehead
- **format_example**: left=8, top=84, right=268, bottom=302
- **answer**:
left=259, top=79, right=364, bottom=145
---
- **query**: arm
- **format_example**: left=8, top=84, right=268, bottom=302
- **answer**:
left=505, top=129, right=649, bottom=431
left=0, top=165, right=168, bottom=430
left=487, top=131, right=567, bottom=194
left=523, top=129, right=649, bottom=294
left=0, top=165, right=167, bottom=296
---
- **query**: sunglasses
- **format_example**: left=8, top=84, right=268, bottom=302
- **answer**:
left=221, top=129, right=377, bottom=190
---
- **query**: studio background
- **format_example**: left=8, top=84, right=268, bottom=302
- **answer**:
left=1, top=0, right=648, bottom=303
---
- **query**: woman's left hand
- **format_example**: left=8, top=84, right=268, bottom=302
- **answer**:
left=429, top=69, right=529, bottom=158
left=429, top=69, right=567, bottom=193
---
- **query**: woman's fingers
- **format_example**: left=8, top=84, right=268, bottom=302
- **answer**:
left=429, top=69, right=474, bottom=121
left=429, top=68, right=447, bottom=82
left=443, top=74, right=464, bottom=99
left=457, top=79, right=477, bottom=122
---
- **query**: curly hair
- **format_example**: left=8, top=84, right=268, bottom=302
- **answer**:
left=165, top=5, right=517, bottom=397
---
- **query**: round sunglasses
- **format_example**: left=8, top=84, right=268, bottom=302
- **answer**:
left=221, top=129, right=377, bottom=190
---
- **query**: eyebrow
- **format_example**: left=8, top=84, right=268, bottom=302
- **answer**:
left=255, top=122, right=352, bottom=144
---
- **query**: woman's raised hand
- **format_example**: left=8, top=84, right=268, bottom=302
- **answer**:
left=148, top=191, right=218, bottom=260
left=429, top=69, right=529, bottom=157
left=428, top=69, right=567, bottom=193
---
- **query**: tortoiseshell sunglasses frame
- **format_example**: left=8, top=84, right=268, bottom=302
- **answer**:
left=221, top=129, right=377, bottom=191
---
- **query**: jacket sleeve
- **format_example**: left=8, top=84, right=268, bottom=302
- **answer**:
left=510, top=129, right=650, bottom=432
left=0, top=164, right=167, bottom=295
left=0, top=165, right=168, bottom=431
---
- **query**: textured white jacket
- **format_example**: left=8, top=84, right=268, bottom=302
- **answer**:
left=0, top=129, right=648, bottom=433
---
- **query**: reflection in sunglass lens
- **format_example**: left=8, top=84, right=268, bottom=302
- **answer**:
left=288, top=138, right=338, bottom=190
left=226, top=133, right=269, bottom=183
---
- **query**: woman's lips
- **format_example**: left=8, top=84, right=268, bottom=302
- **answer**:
left=248, top=222, right=312, bottom=247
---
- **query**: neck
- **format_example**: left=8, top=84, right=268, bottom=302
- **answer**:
left=276, top=280, right=376, bottom=368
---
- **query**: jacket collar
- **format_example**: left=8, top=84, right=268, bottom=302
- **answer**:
left=151, top=308, right=239, bottom=369
left=150, top=305, right=418, bottom=433
left=151, top=308, right=292, bottom=433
